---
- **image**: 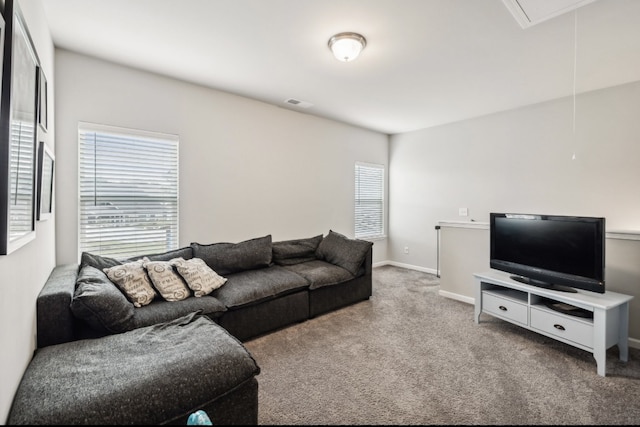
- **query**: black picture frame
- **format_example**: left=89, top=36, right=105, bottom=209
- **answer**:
left=37, top=141, right=54, bottom=221
left=37, top=66, right=47, bottom=132
left=0, top=0, right=40, bottom=255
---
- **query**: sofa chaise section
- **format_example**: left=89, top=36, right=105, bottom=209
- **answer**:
left=8, top=313, right=259, bottom=425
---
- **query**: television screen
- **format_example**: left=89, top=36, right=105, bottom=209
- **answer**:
left=489, top=213, right=605, bottom=293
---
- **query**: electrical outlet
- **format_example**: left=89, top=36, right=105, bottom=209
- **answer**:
left=404, top=246, right=409, bottom=254
left=459, top=207, right=468, bottom=216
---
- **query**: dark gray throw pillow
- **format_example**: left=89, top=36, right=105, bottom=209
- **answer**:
left=70, top=266, right=135, bottom=333
left=272, top=234, right=323, bottom=266
left=316, top=230, right=373, bottom=276
left=191, top=235, right=273, bottom=276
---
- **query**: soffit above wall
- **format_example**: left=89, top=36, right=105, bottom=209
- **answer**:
left=503, top=0, right=597, bottom=28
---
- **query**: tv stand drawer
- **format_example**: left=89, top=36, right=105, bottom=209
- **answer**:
left=475, top=270, right=633, bottom=377
left=530, top=306, right=593, bottom=349
left=482, top=291, right=528, bottom=326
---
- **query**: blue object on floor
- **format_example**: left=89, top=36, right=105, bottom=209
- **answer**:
left=187, top=410, right=213, bottom=425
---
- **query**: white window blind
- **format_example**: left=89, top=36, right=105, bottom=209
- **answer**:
left=78, top=123, right=179, bottom=259
left=355, top=162, right=385, bottom=239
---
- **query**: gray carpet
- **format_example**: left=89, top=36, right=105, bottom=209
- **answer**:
left=244, top=265, right=640, bottom=425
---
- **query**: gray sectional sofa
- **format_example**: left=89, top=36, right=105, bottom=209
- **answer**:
left=8, top=230, right=373, bottom=425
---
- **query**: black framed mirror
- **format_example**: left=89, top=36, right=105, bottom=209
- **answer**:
left=37, top=141, right=54, bottom=221
left=0, top=0, right=40, bottom=255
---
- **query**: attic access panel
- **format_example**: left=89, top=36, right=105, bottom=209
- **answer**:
left=502, top=0, right=597, bottom=28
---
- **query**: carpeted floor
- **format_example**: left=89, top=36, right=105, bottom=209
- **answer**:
left=244, top=265, right=640, bottom=425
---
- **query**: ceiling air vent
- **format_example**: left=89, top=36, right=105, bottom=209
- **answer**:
left=502, top=0, right=597, bottom=28
left=284, top=98, right=313, bottom=109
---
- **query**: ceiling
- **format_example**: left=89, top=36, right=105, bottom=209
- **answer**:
left=41, top=0, right=640, bottom=135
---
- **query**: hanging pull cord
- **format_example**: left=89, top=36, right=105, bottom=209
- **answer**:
left=572, top=10, right=578, bottom=160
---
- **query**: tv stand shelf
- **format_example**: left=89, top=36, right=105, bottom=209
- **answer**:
left=474, top=270, right=633, bottom=376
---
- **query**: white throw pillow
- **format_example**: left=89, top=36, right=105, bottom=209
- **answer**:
left=142, top=257, right=191, bottom=302
left=171, top=257, right=227, bottom=297
left=104, top=259, right=158, bottom=307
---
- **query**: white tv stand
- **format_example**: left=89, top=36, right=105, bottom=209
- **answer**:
left=474, top=270, right=633, bottom=376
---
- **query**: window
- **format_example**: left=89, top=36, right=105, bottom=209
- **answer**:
left=355, top=162, right=385, bottom=239
left=78, top=123, right=179, bottom=258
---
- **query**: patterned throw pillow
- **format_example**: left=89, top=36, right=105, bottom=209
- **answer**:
left=142, top=257, right=191, bottom=302
left=171, top=257, right=227, bottom=297
left=104, top=260, right=158, bottom=307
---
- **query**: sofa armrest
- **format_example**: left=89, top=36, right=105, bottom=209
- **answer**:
left=363, top=246, right=372, bottom=276
left=37, top=264, right=80, bottom=348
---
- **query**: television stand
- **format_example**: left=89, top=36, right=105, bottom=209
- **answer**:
left=509, top=275, right=577, bottom=293
left=474, top=270, right=633, bottom=377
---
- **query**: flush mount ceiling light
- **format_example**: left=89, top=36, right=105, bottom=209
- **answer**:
left=328, top=32, right=366, bottom=62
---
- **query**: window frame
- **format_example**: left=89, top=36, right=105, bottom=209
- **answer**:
left=354, top=161, right=385, bottom=240
left=78, top=122, right=180, bottom=259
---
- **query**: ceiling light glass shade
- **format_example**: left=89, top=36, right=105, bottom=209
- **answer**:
left=328, top=32, right=366, bottom=62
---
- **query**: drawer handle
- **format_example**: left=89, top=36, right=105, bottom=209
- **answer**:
left=554, top=324, right=565, bottom=331
left=499, top=305, right=507, bottom=311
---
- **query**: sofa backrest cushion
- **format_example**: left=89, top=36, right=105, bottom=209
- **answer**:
left=191, top=235, right=273, bottom=276
left=129, top=246, right=194, bottom=262
left=80, top=252, right=122, bottom=271
left=316, top=230, right=373, bottom=276
left=272, top=234, right=323, bottom=266
left=80, top=247, right=194, bottom=271
left=70, top=266, right=136, bottom=333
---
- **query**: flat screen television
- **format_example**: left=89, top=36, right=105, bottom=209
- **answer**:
left=489, top=213, right=605, bottom=294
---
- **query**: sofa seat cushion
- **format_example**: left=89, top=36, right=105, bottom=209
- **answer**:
left=8, top=313, right=260, bottom=425
left=212, top=266, right=308, bottom=309
left=283, top=260, right=354, bottom=290
left=131, top=295, right=227, bottom=328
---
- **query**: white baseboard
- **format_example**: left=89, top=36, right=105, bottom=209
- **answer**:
left=438, top=289, right=475, bottom=305
left=374, top=260, right=438, bottom=276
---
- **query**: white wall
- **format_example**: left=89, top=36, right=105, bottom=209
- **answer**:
left=0, top=0, right=55, bottom=423
left=389, top=81, right=640, bottom=271
left=389, top=81, right=640, bottom=343
left=54, top=49, right=389, bottom=264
